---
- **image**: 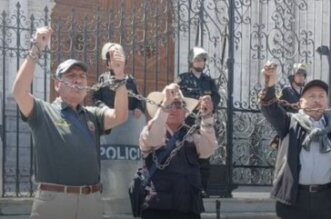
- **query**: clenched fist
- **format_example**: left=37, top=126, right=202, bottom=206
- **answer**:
left=108, top=46, right=126, bottom=80
left=262, top=60, right=278, bottom=87
left=161, top=83, right=182, bottom=107
left=199, top=95, right=213, bottom=118
left=32, top=26, right=53, bottom=51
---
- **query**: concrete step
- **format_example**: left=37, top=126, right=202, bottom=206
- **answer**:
left=0, top=198, right=32, bottom=216
left=0, top=187, right=277, bottom=219
left=204, top=186, right=275, bottom=213
left=204, top=198, right=275, bottom=213
left=103, top=212, right=278, bottom=219
left=0, top=214, right=278, bottom=219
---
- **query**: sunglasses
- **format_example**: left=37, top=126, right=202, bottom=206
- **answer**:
left=168, top=101, right=186, bottom=109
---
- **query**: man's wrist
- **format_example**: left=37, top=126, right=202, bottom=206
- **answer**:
left=160, top=103, right=170, bottom=113
left=113, top=79, right=127, bottom=91
left=26, top=43, right=42, bottom=63
left=26, top=50, right=39, bottom=63
left=201, top=112, right=213, bottom=119
left=201, top=117, right=214, bottom=128
left=115, top=82, right=127, bottom=91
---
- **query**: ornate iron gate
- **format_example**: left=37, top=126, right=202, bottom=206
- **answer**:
left=229, top=0, right=331, bottom=187
left=1, top=0, right=330, bottom=197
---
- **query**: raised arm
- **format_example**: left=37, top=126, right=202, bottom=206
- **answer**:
left=12, top=27, right=53, bottom=118
left=103, top=48, right=128, bottom=130
left=139, top=83, right=181, bottom=154
left=129, top=77, right=145, bottom=112
left=139, top=109, right=168, bottom=154
left=193, top=95, right=217, bottom=158
left=260, top=61, right=291, bottom=138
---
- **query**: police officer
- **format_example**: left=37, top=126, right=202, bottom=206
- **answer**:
left=280, top=63, right=307, bottom=112
left=92, top=42, right=145, bottom=118
left=177, top=46, right=220, bottom=198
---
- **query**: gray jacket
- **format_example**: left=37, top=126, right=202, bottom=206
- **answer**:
left=260, top=86, right=331, bottom=205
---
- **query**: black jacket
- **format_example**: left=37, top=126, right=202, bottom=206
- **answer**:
left=280, top=86, right=301, bottom=113
left=261, top=86, right=331, bottom=205
left=143, top=128, right=204, bottom=214
left=92, top=72, right=145, bottom=111
left=177, top=71, right=221, bottom=108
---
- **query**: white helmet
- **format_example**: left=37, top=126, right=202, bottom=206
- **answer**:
left=101, top=42, right=125, bottom=60
left=292, top=63, right=307, bottom=77
left=188, top=47, right=208, bottom=63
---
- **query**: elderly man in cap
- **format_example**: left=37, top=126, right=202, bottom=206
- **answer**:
left=12, top=27, right=128, bottom=219
left=260, top=61, right=331, bottom=219
left=139, top=83, right=217, bottom=219
left=280, top=63, right=308, bottom=112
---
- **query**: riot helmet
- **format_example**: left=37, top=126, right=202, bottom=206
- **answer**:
left=188, top=47, right=208, bottom=63
left=289, top=63, right=307, bottom=87
left=188, top=47, right=208, bottom=72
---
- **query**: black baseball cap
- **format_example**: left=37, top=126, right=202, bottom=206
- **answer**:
left=302, top=79, right=328, bottom=95
left=55, top=59, right=88, bottom=78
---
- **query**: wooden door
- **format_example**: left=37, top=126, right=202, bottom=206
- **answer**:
left=50, top=0, right=174, bottom=102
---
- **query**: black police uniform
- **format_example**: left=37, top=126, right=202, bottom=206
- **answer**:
left=177, top=71, right=220, bottom=196
left=92, top=72, right=145, bottom=112
left=280, top=88, right=301, bottom=113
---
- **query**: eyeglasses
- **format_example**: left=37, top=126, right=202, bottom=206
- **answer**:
left=62, top=72, right=87, bottom=80
left=168, top=101, right=186, bottom=109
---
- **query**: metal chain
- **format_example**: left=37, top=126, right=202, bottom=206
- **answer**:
left=259, top=97, right=331, bottom=112
left=53, top=75, right=204, bottom=116
left=53, top=76, right=203, bottom=165
left=129, top=90, right=203, bottom=169
left=53, top=75, right=180, bottom=111
left=259, top=98, right=300, bottom=111
left=152, top=116, right=201, bottom=170
left=258, top=86, right=331, bottom=112
left=52, top=75, right=127, bottom=91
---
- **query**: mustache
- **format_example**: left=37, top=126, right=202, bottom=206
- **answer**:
left=303, top=104, right=324, bottom=112
left=60, top=80, right=89, bottom=90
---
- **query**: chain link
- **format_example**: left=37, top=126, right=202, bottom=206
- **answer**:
left=259, top=98, right=300, bottom=111
left=52, top=75, right=127, bottom=92
left=53, top=76, right=204, bottom=167
left=151, top=117, right=201, bottom=170
left=55, top=76, right=331, bottom=168
left=259, top=96, right=331, bottom=112
left=53, top=75, right=179, bottom=111
left=128, top=89, right=203, bottom=169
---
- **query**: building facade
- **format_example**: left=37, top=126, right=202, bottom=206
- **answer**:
left=1, top=0, right=331, bottom=201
